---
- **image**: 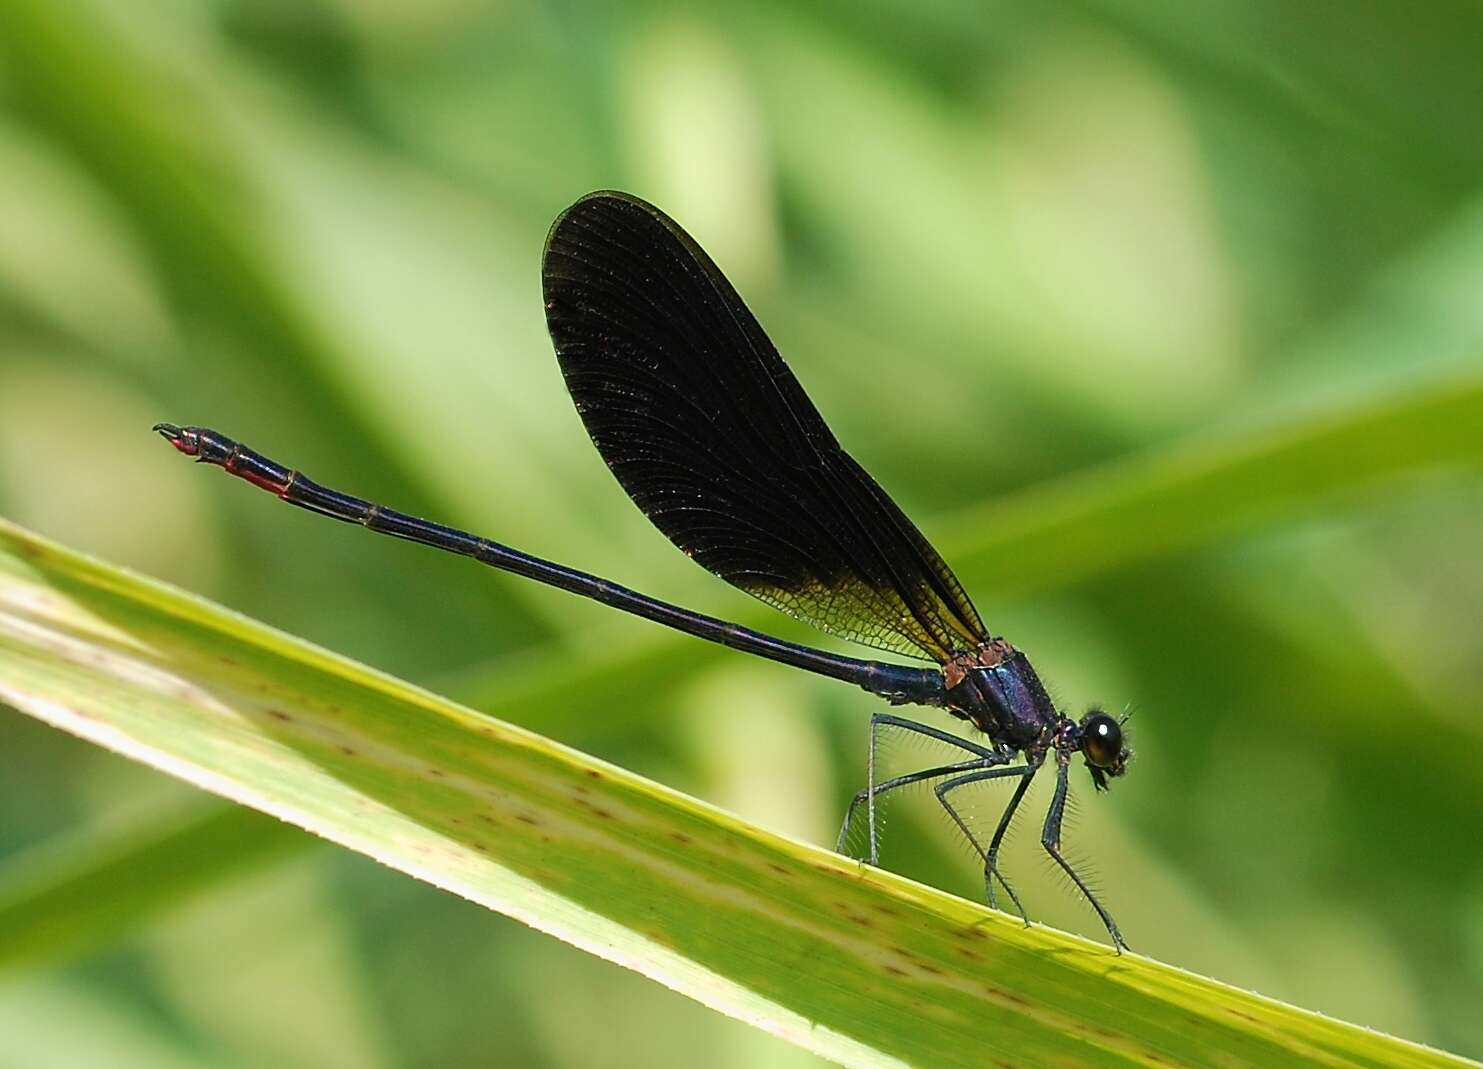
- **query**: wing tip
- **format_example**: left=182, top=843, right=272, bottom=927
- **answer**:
left=545, top=190, right=665, bottom=246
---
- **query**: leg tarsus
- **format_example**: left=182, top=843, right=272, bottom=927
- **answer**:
left=984, top=771, right=1035, bottom=922
left=934, top=765, right=1035, bottom=922
left=1041, top=756, right=1129, bottom=953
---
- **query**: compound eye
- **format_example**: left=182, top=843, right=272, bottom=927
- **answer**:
left=1082, top=714, right=1122, bottom=768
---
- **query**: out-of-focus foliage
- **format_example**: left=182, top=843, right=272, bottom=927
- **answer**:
left=0, top=0, right=1479, bottom=1065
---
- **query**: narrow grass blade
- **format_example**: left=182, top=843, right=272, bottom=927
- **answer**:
left=0, top=520, right=1473, bottom=1069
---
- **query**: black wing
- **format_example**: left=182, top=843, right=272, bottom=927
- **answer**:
left=541, top=191, right=986, bottom=663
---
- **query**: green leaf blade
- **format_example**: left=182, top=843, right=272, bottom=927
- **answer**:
left=1, top=521, right=1474, bottom=1068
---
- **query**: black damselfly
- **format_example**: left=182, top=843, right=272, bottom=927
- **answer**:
left=156, top=191, right=1133, bottom=950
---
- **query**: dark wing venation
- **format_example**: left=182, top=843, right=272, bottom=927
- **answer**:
left=541, top=191, right=986, bottom=662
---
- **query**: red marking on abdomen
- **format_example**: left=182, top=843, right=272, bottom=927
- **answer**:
left=240, top=468, right=291, bottom=494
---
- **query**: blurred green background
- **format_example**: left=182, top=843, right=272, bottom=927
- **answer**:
left=1, top=0, right=1481, bottom=1065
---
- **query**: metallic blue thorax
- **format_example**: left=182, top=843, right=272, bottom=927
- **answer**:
left=942, top=640, right=1058, bottom=747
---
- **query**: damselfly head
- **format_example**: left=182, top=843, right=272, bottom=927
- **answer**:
left=1078, top=708, right=1131, bottom=791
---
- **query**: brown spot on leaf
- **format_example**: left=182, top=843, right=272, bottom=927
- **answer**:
left=983, top=984, right=1029, bottom=1009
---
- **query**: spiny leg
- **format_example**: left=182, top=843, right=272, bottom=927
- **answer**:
left=844, top=713, right=1003, bottom=864
left=836, top=760, right=992, bottom=855
left=934, top=765, right=1035, bottom=922
left=1041, top=755, right=1129, bottom=953
left=983, top=769, right=1036, bottom=914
